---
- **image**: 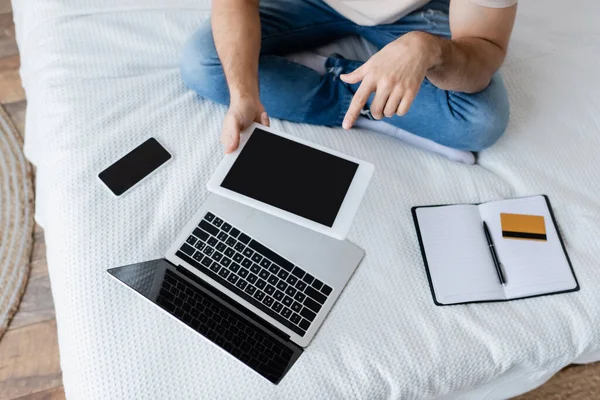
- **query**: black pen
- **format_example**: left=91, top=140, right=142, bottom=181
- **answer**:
left=483, top=221, right=505, bottom=285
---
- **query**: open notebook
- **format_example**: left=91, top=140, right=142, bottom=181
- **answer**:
left=412, top=195, right=578, bottom=306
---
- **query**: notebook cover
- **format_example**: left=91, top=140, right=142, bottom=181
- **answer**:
left=411, top=195, right=580, bottom=306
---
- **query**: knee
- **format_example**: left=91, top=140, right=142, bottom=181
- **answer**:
left=180, top=22, right=224, bottom=97
left=446, top=76, right=510, bottom=151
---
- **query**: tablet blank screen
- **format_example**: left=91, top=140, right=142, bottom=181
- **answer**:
left=221, top=128, right=358, bottom=227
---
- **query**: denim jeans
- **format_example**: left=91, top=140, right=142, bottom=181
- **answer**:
left=180, top=0, right=509, bottom=151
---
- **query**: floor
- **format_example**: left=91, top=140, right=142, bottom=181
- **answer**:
left=0, top=1, right=597, bottom=399
left=0, top=1, right=65, bottom=399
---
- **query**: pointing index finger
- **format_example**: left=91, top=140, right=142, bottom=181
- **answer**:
left=343, top=81, right=374, bottom=129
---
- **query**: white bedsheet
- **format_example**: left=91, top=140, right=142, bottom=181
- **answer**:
left=13, top=0, right=600, bottom=399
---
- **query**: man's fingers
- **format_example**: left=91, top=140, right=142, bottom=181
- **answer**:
left=397, top=89, right=418, bottom=116
left=384, top=88, right=403, bottom=118
left=370, top=85, right=392, bottom=120
left=221, top=114, right=240, bottom=153
left=260, top=111, right=270, bottom=127
left=343, top=82, right=374, bottom=129
left=340, top=63, right=368, bottom=84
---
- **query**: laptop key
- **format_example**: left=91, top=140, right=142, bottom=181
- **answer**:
left=267, top=275, right=278, bottom=285
left=303, top=297, right=322, bottom=314
left=321, top=285, right=333, bottom=296
left=291, top=267, right=304, bottom=279
left=281, top=307, right=292, bottom=319
left=221, top=222, right=232, bottom=232
left=294, top=292, right=306, bottom=303
left=226, top=237, right=236, bottom=247
left=273, top=290, right=284, bottom=301
left=194, top=241, right=206, bottom=251
left=202, top=247, right=214, bottom=256
left=291, top=301, right=302, bottom=313
left=212, top=252, right=223, bottom=262
left=216, top=242, right=226, bottom=252
left=229, top=262, right=240, bottom=273
left=290, top=313, right=301, bottom=325
left=218, top=232, right=228, bottom=242
left=243, top=248, right=254, bottom=258
left=263, top=296, right=274, bottom=307
left=180, top=243, right=195, bottom=257
left=233, top=253, right=244, bottom=263
left=204, top=212, right=215, bottom=222
left=305, top=286, right=327, bottom=304
left=247, top=274, right=258, bottom=284
left=277, top=270, right=289, bottom=280
left=210, top=262, right=221, bottom=273
left=227, top=274, right=239, bottom=284
left=285, top=287, right=297, bottom=297
left=238, top=233, right=251, bottom=244
left=259, top=270, right=269, bottom=280
left=312, top=279, right=324, bottom=291
left=193, top=252, right=203, bottom=262
left=268, top=264, right=280, bottom=275
left=236, top=279, right=247, bottom=290
left=299, top=318, right=310, bottom=331
left=186, top=236, right=197, bottom=246
left=224, top=248, right=235, bottom=257
left=241, top=258, right=252, bottom=268
left=220, top=257, right=231, bottom=267
left=201, top=257, right=212, bottom=268
left=229, top=227, right=240, bottom=238
left=200, top=220, right=218, bottom=236
left=282, top=296, right=293, bottom=307
left=276, top=280, right=288, bottom=292
left=272, top=302, right=283, bottom=313
left=260, top=259, right=271, bottom=268
left=253, top=291, right=265, bottom=301
left=218, top=268, right=230, bottom=279
left=286, top=275, right=298, bottom=286
left=302, top=273, right=314, bottom=285
left=235, top=242, right=245, bottom=252
left=295, top=280, right=307, bottom=291
left=300, top=307, right=317, bottom=322
left=251, top=253, right=263, bottom=264
left=245, top=285, right=257, bottom=296
left=208, top=237, right=218, bottom=247
left=265, top=285, right=275, bottom=295
left=250, top=264, right=261, bottom=274
left=256, top=279, right=266, bottom=289
left=239, top=268, right=249, bottom=278
left=213, top=217, right=223, bottom=227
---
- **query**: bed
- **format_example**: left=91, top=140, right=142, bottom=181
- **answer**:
left=13, top=0, right=600, bottom=398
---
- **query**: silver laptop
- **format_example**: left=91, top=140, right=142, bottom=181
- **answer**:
left=109, top=193, right=364, bottom=383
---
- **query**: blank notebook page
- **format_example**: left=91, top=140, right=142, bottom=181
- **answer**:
left=416, top=205, right=505, bottom=304
left=478, top=196, right=577, bottom=299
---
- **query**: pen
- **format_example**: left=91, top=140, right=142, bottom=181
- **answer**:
left=483, top=221, right=505, bottom=285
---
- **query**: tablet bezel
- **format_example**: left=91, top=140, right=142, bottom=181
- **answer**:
left=207, top=123, right=374, bottom=240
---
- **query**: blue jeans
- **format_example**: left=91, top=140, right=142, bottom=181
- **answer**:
left=180, top=0, right=509, bottom=151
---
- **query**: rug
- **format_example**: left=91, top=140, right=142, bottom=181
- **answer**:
left=515, top=363, right=600, bottom=400
left=0, top=104, right=34, bottom=340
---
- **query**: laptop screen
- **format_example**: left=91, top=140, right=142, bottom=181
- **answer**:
left=108, top=259, right=302, bottom=384
left=220, top=128, right=359, bottom=227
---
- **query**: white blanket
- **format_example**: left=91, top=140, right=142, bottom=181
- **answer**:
left=14, top=0, right=600, bottom=398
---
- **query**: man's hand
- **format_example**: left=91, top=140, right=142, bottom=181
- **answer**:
left=340, top=31, right=437, bottom=129
left=222, top=96, right=270, bottom=153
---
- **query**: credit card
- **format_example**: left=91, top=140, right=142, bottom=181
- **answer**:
left=500, top=213, right=547, bottom=241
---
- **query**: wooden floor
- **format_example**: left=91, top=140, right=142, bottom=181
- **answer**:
left=0, top=1, right=595, bottom=399
left=0, top=1, right=65, bottom=399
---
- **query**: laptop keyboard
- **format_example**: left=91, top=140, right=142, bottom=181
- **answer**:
left=175, top=212, right=333, bottom=337
left=156, top=269, right=296, bottom=383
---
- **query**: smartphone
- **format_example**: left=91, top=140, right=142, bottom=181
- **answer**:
left=98, top=138, right=172, bottom=196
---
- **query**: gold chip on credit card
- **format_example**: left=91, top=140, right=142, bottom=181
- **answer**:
left=500, top=213, right=547, bottom=241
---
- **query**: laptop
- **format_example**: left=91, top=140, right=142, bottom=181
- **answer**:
left=108, top=124, right=373, bottom=383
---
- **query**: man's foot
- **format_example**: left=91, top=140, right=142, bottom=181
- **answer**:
left=353, top=117, right=477, bottom=165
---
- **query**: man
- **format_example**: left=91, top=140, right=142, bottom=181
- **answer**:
left=180, top=0, right=517, bottom=163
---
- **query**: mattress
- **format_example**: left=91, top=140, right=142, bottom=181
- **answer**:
left=13, top=0, right=600, bottom=398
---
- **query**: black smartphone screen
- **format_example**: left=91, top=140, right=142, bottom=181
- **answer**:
left=98, top=138, right=171, bottom=196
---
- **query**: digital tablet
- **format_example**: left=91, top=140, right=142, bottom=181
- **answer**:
left=207, top=123, right=374, bottom=240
